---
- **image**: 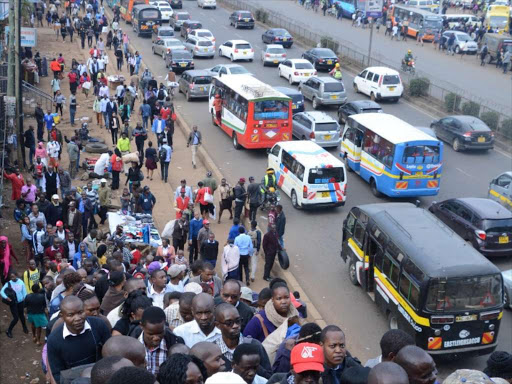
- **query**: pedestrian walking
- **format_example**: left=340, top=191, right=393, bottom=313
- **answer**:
left=234, top=227, right=253, bottom=286
left=133, top=123, right=147, bottom=158
left=262, top=225, right=281, bottom=281
left=66, top=136, right=79, bottom=179
left=502, top=50, right=511, bottom=74
left=217, top=178, right=233, bottom=224
left=248, top=220, right=262, bottom=283
left=1, top=270, right=29, bottom=338
left=188, top=212, right=203, bottom=263
left=69, top=92, right=77, bottom=126
left=276, top=204, right=286, bottom=248
left=110, top=112, right=121, bottom=145
left=186, top=125, right=202, bottom=169
left=144, top=141, right=158, bottom=180
left=480, top=43, right=488, bottom=66
left=247, top=176, right=261, bottom=222
left=233, top=178, right=247, bottom=222
left=159, top=138, right=172, bottom=183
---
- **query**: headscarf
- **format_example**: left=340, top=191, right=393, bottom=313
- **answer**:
left=35, top=142, right=47, bottom=158
left=0, top=236, right=11, bottom=279
left=264, top=294, right=299, bottom=328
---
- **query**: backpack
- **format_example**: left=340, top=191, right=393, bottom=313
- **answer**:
left=157, top=88, right=165, bottom=100
left=159, top=147, right=167, bottom=162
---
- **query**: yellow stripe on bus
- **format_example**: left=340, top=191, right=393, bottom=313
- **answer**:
left=374, top=267, right=430, bottom=327
left=348, top=238, right=367, bottom=262
left=489, top=189, right=512, bottom=208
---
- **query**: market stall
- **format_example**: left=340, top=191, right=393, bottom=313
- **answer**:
left=107, top=211, right=162, bottom=247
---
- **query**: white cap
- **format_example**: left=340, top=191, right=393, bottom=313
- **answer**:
left=100, top=178, right=107, bottom=183
left=184, top=282, right=203, bottom=294
left=51, top=194, right=59, bottom=200
left=205, top=373, right=246, bottom=384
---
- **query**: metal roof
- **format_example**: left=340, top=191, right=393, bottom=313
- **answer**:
left=349, top=113, right=439, bottom=145
left=358, top=203, right=500, bottom=278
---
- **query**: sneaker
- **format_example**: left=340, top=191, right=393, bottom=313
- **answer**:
left=23, top=327, right=29, bottom=334
left=5, top=331, right=13, bottom=338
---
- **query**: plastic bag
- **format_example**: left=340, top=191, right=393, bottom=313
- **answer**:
left=161, top=219, right=176, bottom=239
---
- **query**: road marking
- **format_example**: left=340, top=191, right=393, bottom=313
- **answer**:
left=234, top=32, right=243, bottom=38
left=495, top=147, right=512, bottom=159
left=456, top=167, right=474, bottom=179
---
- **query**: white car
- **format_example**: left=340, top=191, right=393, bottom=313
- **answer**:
left=152, top=38, right=186, bottom=57
left=278, top=59, right=316, bottom=85
left=150, top=1, right=173, bottom=20
left=442, top=31, right=478, bottom=54
left=353, top=66, right=403, bottom=102
left=218, top=40, right=254, bottom=62
left=188, top=29, right=216, bottom=45
left=207, top=64, right=253, bottom=76
left=261, top=44, right=286, bottom=66
left=198, top=0, right=216, bottom=8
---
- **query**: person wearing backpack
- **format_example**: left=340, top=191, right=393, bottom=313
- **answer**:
left=1, top=270, right=29, bottom=338
left=23, top=259, right=41, bottom=294
left=247, top=221, right=262, bottom=283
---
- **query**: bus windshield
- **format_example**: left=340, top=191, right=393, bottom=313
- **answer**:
left=254, top=99, right=289, bottom=120
left=490, top=16, right=508, bottom=27
left=308, top=167, right=345, bottom=184
left=142, top=9, right=159, bottom=19
left=426, top=275, right=502, bottom=312
left=423, top=17, right=443, bottom=30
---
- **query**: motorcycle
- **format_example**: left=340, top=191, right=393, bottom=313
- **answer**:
left=260, top=187, right=281, bottom=211
left=401, top=57, right=416, bottom=75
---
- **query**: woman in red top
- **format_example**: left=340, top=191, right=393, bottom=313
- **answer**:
left=195, top=181, right=213, bottom=220
left=3, top=170, right=25, bottom=201
left=0, top=236, right=18, bottom=284
left=110, top=148, right=124, bottom=190
left=175, top=188, right=190, bottom=219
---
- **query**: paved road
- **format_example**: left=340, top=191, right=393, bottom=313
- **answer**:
left=120, top=1, right=512, bottom=375
left=238, top=0, right=512, bottom=112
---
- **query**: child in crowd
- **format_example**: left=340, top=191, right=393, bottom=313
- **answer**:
left=25, top=282, right=48, bottom=345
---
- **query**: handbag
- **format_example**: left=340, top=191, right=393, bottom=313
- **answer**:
left=204, top=190, right=214, bottom=204
left=278, top=249, right=290, bottom=270
left=1, top=282, right=17, bottom=305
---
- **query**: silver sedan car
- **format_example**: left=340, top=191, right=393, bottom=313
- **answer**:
left=152, top=38, right=186, bottom=57
left=261, top=44, right=286, bottom=66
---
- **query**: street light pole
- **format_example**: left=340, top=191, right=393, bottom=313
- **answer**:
left=6, top=0, right=15, bottom=97
left=367, top=17, right=374, bottom=66
left=14, top=0, right=24, bottom=169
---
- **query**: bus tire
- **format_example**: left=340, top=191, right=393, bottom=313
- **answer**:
left=291, top=190, right=301, bottom=209
left=348, top=260, right=359, bottom=285
left=370, top=178, right=382, bottom=197
left=232, top=132, right=242, bottom=150
left=387, top=312, right=399, bottom=330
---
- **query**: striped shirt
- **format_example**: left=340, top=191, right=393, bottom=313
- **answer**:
left=139, top=332, right=167, bottom=376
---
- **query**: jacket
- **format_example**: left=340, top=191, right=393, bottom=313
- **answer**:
left=234, top=184, right=247, bottom=202
left=65, top=209, right=82, bottom=239
left=263, top=230, right=280, bottom=256
left=321, top=355, right=362, bottom=384
left=188, top=218, right=203, bottom=240
left=172, top=221, right=188, bottom=241
left=67, top=141, right=79, bottom=161
left=130, top=326, right=185, bottom=350
left=187, top=130, right=202, bottom=145
left=138, top=192, right=156, bottom=213
left=276, top=212, right=286, bottom=237
left=200, top=240, right=219, bottom=261
left=247, top=182, right=261, bottom=204
left=221, top=243, right=240, bottom=277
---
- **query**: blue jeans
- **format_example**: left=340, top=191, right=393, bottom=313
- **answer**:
left=279, top=236, right=284, bottom=248
left=103, top=112, right=109, bottom=129
left=226, top=268, right=239, bottom=281
left=70, top=107, right=76, bottom=125
left=28, top=145, right=35, bottom=165
left=142, top=116, right=149, bottom=130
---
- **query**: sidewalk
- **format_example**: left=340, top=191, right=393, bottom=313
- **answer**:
left=29, top=20, right=271, bottom=294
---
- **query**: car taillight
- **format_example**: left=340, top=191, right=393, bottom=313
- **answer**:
left=282, top=54, right=286, bottom=57
left=294, top=71, right=299, bottom=76
left=251, top=48, right=254, bottom=52
left=431, top=315, right=454, bottom=324
left=212, top=38, right=216, bottom=42
left=234, top=49, right=239, bottom=53
left=265, top=53, right=270, bottom=57
left=303, top=185, right=308, bottom=198
left=274, top=37, right=279, bottom=41
left=194, top=46, right=198, bottom=50
left=314, top=71, right=317, bottom=75
left=309, top=132, right=315, bottom=139
left=480, top=310, right=500, bottom=321
left=475, top=230, right=486, bottom=241
left=319, top=59, right=324, bottom=63
left=171, top=61, right=176, bottom=65
left=463, top=132, right=472, bottom=137
left=189, top=83, right=194, bottom=89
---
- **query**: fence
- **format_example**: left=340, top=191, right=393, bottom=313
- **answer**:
left=218, top=0, right=512, bottom=139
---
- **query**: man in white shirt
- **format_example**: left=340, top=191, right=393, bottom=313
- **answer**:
left=174, top=179, right=194, bottom=201
left=47, top=138, right=61, bottom=164
left=97, top=56, right=105, bottom=71
left=99, top=84, right=110, bottom=98
left=93, top=152, right=110, bottom=176
left=147, top=269, right=168, bottom=309
left=173, top=293, right=221, bottom=348
left=116, top=83, right=125, bottom=104
left=232, top=344, right=268, bottom=384
left=100, top=96, right=109, bottom=130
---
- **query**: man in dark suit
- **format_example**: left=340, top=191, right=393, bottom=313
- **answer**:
left=63, top=232, right=81, bottom=262
left=65, top=201, right=82, bottom=240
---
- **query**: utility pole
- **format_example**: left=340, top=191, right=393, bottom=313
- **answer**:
left=14, top=0, right=24, bottom=169
left=367, top=17, right=374, bottom=66
left=6, top=0, right=15, bottom=97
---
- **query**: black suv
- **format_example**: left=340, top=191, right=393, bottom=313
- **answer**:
left=302, top=48, right=339, bottom=71
left=229, top=10, right=255, bottom=29
left=170, top=0, right=182, bottom=9
left=429, top=197, right=512, bottom=258
left=337, top=100, right=382, bottom=123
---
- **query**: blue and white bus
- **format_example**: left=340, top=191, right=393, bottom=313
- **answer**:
left=340, top=113, right=443, bottom=197
left=334, top=0, right=383, bottom=19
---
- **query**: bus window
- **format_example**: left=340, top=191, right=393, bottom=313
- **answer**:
left=402, top=145, right=439, bottom=164
left=270, top=144, right=281, bottom=158
left=382, top=253, right=400, bottom=287
left=363, top=131, right=394, bottom=168
left=399, top=273, right=420, bottom=309
left=308, top=167, right=345, bottom=184
left=353, top=221, right=365, bottom=247
left=367, top=236, right=380, bottom=258
left=254, top=99, right=289, bottom=120
left=426, top=275, right=502, bottom=312
left=403, top=259, right=425, bottom=283
left=294, top=162, right=305, bottom=181
left=281, top=150, right=295, bottom=172
left=346, top=212, right=357, bottom=235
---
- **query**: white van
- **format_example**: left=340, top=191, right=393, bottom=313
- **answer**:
left=353, top=66, right=403, bottom=102
left=268, top=141, right=347, bottom=209
left=197, top=0, right=216, bottom=8
left=443, top=14, right=482, bottom=28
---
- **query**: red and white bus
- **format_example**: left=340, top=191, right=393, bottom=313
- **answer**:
left=208, top=74, right=292, bottom=149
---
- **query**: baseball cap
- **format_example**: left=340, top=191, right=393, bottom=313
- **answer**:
left=184, top=282, right=203, bottom=294
left=240, top=286, right=253, bottom=303
left=205, top=373, right=245, bottom=384
left=239, top=177, right=246, bottom=183
left=56, top=220, right=63, bottom=227
left=290, top=343, right=324, bottom=374
left=52, top=194, right=59, bottom=200
left=147, top=261, right=162, bottom=275
left=168, top=264, right=186, bottom=278
left=443, top=370, right=494, bottom=384
left=100, top=178, right=107, bottom=183
left=203, top=220, right=210, bottom=225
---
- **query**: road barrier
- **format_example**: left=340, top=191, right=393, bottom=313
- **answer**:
left=218, top=0, right=512, bottom=142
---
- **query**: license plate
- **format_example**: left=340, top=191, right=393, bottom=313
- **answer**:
left=478, top=136, right=486, bottom=143
left=456, top=314, right=477, bottom=322
left=244, top=18, right=249, bottom=21
left=273, top=60, right=278, bottom=63
left=266, top=123, right=277, bottom=128
left=321, top=192, right=330, bottom=198
left=499, top=236, right=509, bottom=244
left=304, top=73, right=309, bottom=76
left=292, top=104, right=297, bottom=109
left=243, top=51, right=247, bottom=55
left=204, top=48, right=208, bottom=52
left=331, top=95, right=337, bottom=99
left=283, top=38, right=287, bottom=41
left=327, top=60, right=332, bottom=64
left=324, top=135, right=332, bottom=140
left=200, top=87, right=204, bottom=91
left=389, top=87, right=395, bottom=91
left=180, top=63, right=186, bottom=67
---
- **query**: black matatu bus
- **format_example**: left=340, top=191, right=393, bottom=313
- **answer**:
left=131, top=4, right=162, bottom=36
left=341, top=202, right=504, bottom=356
